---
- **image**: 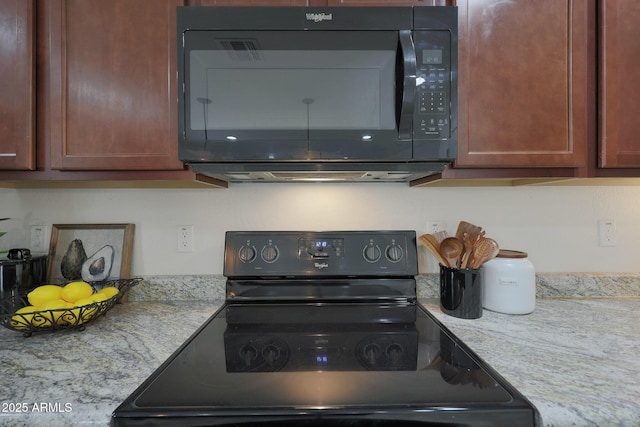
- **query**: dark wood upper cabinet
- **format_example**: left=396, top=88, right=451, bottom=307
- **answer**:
left=7, top=0, right=640, bottom=186
left=0, top=0, right=35, bottom=170
left=44, top=0, right=185, bottom=171
left=454, top=0, right=592, bottom=169
left=599, top=0, right=640, bottom=168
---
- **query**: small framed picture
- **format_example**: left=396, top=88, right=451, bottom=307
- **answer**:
left=47, top=224, right=135, bottom=284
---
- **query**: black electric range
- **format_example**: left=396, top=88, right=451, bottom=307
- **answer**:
left=112, top=231, right=541, bottom=427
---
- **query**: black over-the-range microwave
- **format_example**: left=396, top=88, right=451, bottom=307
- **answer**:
left=177, top=6, right=458, bottom=183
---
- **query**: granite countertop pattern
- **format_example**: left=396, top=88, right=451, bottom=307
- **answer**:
left=1, top=273, right=639, bottom=427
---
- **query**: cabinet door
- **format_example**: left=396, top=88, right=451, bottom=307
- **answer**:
left=599, top=0, right=640, bottom=168
left=46, top=0, right=184, bottom=171
left=0, top=0, right=34, bottom=170
left=455, top=0, right=591, bottom=168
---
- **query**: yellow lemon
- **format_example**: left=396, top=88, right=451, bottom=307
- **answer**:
left=73, top=295, right=107, bottom=310
left=27, top=285, right=63, bottom=306
left=10, top=306, right=42, bottom=330
left=72, top=294, right=107, bottom=322
left=39, top=299, right=72, bottom=326
left=61, top=281, right=94, bottom=303
left=85, top=292, right=111, bottom=304
left=65, top=305, right=88, bottom=326
left=73, top=297, right=97, bottom=307
left=95, top=286, right=119, bottom=299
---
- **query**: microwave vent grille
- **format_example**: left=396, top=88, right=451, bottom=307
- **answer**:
left=270, top=172, right=368, bottom=181
left=220, top=39, right=261, bottom=61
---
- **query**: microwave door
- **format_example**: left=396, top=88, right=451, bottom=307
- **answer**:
left=305, top=30, right=415, bottom=161
left=180, top=29, right=412, bottom=162
left=181, top=30, right=311, bottom=161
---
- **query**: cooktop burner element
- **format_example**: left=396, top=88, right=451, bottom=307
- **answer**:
left=112, top=231, right=541, bottom=427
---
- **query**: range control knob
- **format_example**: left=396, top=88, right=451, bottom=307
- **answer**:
left=363, top=244, right=381, bottom=263
left=386, top=343, right=405, bottom=366
left=238, top=245, right=257, bottom=263
left=362, top=343, right=382, bottom=366
left=239, top=344, right=258, bottom=368
left=386, top=244, right=404, bottom=262
left=262, top=344, right=282, bottom=367
left=261, top=245, right=279, bottom=263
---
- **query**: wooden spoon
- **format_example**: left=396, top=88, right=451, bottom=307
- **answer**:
left=439, top=237, right=464, bottom=269
left=469, top=237, right=500, bottom=269
left=460, top=228, right=483, bottom=269
left=418, top=233, right=449, bottom=267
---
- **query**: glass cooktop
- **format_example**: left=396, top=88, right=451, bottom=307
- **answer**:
left=112, top=303, right=539, bottom=426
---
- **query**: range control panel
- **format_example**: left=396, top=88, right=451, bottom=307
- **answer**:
left=224, top=231, right=418, bottom=278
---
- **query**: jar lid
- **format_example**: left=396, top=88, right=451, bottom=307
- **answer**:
left=496, top=249, right=528, bottom=258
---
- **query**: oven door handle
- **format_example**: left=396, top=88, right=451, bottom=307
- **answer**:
left=397, top=30, right=416, bottom=141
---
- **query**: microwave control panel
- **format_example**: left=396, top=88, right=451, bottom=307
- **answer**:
left=414, top=30, right=452, bottom=140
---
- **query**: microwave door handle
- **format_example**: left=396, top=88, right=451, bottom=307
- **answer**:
left=398, top=30, right=416, bottom=140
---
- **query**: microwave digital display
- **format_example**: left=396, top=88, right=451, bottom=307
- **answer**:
left=422, top=49, right=443, bottom=65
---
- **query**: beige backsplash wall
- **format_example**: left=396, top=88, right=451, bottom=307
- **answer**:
left=1, top=183, right=639, bottom=275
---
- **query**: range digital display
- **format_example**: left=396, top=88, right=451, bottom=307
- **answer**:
left=299, top=238, right=344, bottom=259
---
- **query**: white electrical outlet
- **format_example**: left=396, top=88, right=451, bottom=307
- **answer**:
left=30, top=225, right=49, bottom=252
left=177, top=225, right=194, bottom=253
left=426, top=221, right=445, bottom=234
left=597, top=219, right=616, bottom=247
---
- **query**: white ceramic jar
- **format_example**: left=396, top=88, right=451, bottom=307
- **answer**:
left=481, top=250, right=535, bottom=314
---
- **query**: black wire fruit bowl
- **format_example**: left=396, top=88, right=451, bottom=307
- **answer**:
left=0, top=278, right=141, bottom=337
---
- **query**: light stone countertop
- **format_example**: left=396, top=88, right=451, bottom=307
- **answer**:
left=0, top=301, right=221, bottom=427
left=422, top=297, right=640, bottom=427
left=1, top=274, right=639, bottom=427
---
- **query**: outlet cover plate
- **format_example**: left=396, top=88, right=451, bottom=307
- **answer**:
left=177, top=225, right=194, bottom=253
left=30, top=225, right=49, bottom=252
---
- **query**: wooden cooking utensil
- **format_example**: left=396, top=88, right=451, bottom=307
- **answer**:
left=460, top=228, right=483, bottom=269
left=469, top=237, right=500, bottom=269
left=439, top=237, right=464, bottom=269
left=455, top=221, right=477, bottom=240
left=432, top=230, right=449, bottom=244
left=418, top=233, right=449, bottom=267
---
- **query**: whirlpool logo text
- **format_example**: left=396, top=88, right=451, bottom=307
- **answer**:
left=314, top=262, right=329, bottom=269
left=306, top=13, right=333, bottom=22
